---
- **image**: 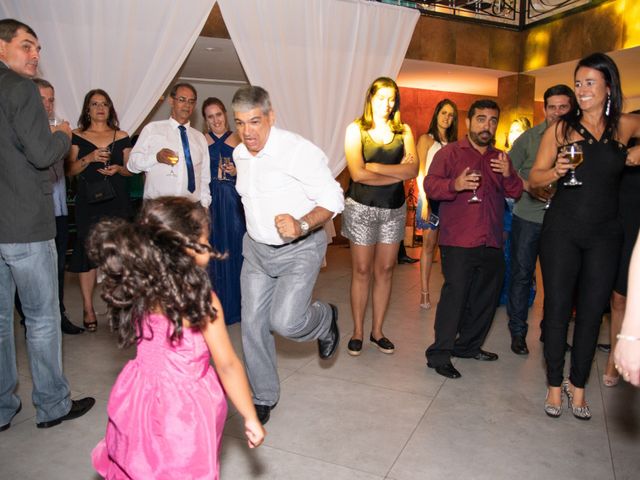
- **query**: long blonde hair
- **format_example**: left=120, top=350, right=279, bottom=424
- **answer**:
left=357, top=77, right=404, bottom=134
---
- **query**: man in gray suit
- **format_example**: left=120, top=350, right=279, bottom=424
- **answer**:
left=0, top=18, right=94, bottom=431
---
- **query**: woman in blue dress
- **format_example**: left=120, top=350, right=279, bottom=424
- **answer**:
left=202, top=97, right=245, bottom=324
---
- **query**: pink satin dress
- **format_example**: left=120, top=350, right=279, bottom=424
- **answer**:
left=92, top=313, right=228, bottom=479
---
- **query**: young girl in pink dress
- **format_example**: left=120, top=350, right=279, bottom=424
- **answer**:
left=87, top=196, right=265, bottom=479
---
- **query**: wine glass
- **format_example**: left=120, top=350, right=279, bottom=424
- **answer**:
left=167, top=152, right=179, bottom=177
left=468, top=169, right=482, bottom=203
left=48, top=117, right=63, bottom=127
left=560, top=144, right=583, bottom=187
left=543, top=182, right=557, bottom=210
left=220, top=156, right=233, bottom=181
left=102, top=147, right=112, bottom=168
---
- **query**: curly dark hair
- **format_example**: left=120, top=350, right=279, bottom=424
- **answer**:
left=87, top=197, right=223, bottom=348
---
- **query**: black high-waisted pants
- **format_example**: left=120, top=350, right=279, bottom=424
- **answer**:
left=540, top=222, right=622, bottom=388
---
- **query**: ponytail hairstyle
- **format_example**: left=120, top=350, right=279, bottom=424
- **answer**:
left=87, top=197, right=224, bottom=348
left=560, top=52, right=622, bottom=143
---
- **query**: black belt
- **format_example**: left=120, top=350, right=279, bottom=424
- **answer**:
left=268, top=232, right=312, bottom=249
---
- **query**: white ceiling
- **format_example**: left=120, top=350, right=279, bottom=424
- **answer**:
left=180, top=37, right=640, bottom=106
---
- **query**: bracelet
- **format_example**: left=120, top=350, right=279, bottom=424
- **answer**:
left=616, top=334, right=640, bottom=342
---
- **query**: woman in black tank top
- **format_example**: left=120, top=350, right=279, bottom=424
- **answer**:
left=342, top=77, right=418, bottom=356
left=530, top=53, right=640, bottom=419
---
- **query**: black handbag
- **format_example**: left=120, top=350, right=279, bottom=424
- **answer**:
left=84, top=177, right=115, bottom=203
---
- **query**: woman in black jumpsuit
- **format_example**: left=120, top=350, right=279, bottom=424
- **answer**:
left=530, top=53, right=640, bottom=419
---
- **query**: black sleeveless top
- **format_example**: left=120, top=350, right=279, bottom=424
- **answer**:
left=544, top=122, right=627, bottom=231
left=345, top=129, right=405, bottom=209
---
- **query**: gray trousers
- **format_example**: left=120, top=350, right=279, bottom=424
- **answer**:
left=241, top=229, right=332, bottom=406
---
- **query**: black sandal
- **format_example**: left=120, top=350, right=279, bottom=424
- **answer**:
left=83, top=312, right=97, bottom=332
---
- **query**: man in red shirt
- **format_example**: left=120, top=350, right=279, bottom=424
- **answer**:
left=424, top=100, right=523, bottom=379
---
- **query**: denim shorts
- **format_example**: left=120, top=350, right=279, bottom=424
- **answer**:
left=341, top=197, right=406, bottom=245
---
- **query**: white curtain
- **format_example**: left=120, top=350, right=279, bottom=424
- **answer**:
left=0, top=0, right=215, bottom=133
left=217, top=0, right=419, bottom=177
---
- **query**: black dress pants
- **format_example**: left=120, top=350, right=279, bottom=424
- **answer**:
left=540, top=224, right=621, bottom=388
left=426, top=246, right=504, bottom=367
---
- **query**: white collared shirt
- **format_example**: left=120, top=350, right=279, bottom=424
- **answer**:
left=234, top=126, right=344, bottom=245
left=128, top=118, right=211, bottom=207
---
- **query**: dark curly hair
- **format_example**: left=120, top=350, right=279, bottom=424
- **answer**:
left=87, top=197, right=223, bottom=348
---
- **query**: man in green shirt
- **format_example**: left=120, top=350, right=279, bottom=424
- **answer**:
left=508, top=85, right=576, bottom=355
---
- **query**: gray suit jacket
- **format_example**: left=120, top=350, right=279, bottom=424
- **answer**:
left=0, top=62, right=71, bottom=243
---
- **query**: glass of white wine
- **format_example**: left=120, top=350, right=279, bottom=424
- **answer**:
left=167, top=152, right=179, bottom=177
left=468, top=169, right=482, bottom=203
left=220, top=156, right=232, bottom=181
left=560, top=144, right=583, bottom=187
left=543, top=182, right=557, bottom=209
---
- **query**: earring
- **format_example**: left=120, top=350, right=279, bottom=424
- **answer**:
left=605, top=94, right=611, bottom=116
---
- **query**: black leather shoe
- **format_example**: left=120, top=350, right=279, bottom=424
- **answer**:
left=427, top=362, right=461, bottom=379
left=318, top=304, right=339, bottom=359
left=398, top=254, right=419, bottom=264
left=472, top=349, right=499, bottom=361
left=511, top=336, right=529, bottom=355
left=0, top=401, right=21, bottom=432
left=36, top=397, right=95, bottom=429
left=61, top=312, right=85, bottom=335
left=254, top=404, right=272, bottom=425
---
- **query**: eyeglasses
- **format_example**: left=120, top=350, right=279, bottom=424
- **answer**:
left=175, top=96, right=197, bottom=106
left=90, top=101, right=110, bottom=108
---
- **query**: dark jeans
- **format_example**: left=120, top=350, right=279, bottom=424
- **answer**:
left=507, top=215, right=542, bottom=338
left=540, top=224, right=621, bottom=388
left=426, top=246, right=505, bottom=367
left=15, top=216, right=68, bottom=319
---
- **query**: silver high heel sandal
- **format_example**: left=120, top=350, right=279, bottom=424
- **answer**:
left=544, top=388, right=563, bottom=418
left=420, top=291, right=431, bottom=310
left=562, top=379, right=591, bottom=420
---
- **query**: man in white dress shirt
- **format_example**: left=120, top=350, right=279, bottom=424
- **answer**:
left=232, top=86, right=344, bottom=425
left=128, top=83, right=211, bottom=207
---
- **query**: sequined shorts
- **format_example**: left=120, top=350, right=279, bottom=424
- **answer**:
left=341, top=197, right=406, bottom=245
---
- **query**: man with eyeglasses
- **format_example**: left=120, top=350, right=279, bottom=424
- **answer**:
left=128, top=82, right=211, bottom=207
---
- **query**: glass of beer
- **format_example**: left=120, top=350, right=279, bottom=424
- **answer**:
left=468, top=169, right=482, bottom=203
left=560, top=144, right=583, bottom=186
left=167, top=152, right=179, bottom=177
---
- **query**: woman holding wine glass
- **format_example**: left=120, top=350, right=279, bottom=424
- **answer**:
left=530, top=53, right=640, bottom=419
left=201, top=97, right=245, bottom=325
left=66, top=89, right=132, bottom=331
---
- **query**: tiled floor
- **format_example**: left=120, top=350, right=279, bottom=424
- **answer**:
left=1, top=245, right=639, bottom=479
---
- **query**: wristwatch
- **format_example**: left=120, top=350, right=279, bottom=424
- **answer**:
left=298, top=219, right=310, bottom=236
